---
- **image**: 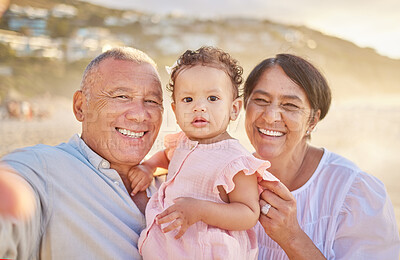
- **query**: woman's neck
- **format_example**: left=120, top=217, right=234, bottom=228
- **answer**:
left=267, top=144, right=323, bottom=191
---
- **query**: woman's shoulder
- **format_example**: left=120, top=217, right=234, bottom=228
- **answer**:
left=315, top=149, right=387, bottom=204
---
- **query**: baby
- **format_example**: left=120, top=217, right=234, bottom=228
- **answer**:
left=136, top=46, right=278, bottom=259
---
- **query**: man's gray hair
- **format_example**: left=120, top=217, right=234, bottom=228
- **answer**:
left=80, top=47, right=159, bottom=98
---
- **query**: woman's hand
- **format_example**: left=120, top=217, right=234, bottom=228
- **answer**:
left=258, top=180, right=325, bottom=259
left=156, top=197, right=203, bottom=239
left=258, top=180, right=303, bottom=243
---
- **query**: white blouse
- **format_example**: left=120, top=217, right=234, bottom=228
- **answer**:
left=256, top=149, right=400, bottom=259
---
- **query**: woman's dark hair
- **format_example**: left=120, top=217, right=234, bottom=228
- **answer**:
left=167, top=46, right=243, bottom=101
left=243, top=54, right=332, bottom=120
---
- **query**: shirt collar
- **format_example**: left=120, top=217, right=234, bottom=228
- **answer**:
left=68, top=134, right=110, bottom=170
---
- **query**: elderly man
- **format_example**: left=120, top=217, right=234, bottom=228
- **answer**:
left=0, top=47, right=164, bottom=259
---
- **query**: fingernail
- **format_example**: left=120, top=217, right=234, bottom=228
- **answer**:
left=131, top=192, right=135, bottom=196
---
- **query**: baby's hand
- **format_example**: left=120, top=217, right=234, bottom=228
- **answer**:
left=127, top=164, right=154, bottom=196
left=156, top=197, right=203, bottom=239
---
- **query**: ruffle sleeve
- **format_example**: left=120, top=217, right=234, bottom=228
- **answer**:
left=334, top=171, right=400, bottom=259
left=213, top=155, right=277, bottom=194
left=163, top=132, right=186, bottom=161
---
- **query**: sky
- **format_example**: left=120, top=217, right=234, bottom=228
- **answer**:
left=84, top=0, right=400, bottom=59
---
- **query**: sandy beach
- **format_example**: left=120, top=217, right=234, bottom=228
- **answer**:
left=1, top=95, right=400, bottom=230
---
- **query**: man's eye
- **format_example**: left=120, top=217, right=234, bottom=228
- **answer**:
left=116, top=95, right=129, bottom=99
left=207, top=96, right=219, bottom=101
left=183, top=97, right=193, bottom=103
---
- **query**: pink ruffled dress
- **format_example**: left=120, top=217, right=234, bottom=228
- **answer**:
left=138, top=132, right=277, bottom=260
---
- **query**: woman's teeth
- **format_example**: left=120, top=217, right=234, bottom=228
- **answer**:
left=259, top=129, right=283, bottom=137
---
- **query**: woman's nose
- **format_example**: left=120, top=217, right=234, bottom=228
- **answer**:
left=262, top=105, right=282, bottom=123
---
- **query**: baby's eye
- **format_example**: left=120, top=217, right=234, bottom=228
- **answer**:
left=183, top=97, right=193, bottom=103
left=207, top=96, right=219, bottom=102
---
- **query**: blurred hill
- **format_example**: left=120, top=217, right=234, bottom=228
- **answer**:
left=0, top=0, right=399, bottom=101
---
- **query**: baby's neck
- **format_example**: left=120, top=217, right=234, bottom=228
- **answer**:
left=188, top=131, right=232, bottom=144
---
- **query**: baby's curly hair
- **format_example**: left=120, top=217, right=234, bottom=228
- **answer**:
left=167, top=46, right=243, bottom=101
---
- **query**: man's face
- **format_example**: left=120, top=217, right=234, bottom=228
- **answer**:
left=74, top=58, right=163, bottom=172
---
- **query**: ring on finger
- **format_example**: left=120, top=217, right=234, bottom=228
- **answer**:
left=261, top=203, right=272, bottom=215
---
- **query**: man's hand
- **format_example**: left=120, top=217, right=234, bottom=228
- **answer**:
left=0, top=163, right=36, bottom=219
left=156, top=197, right=203, bottom=239
left=127, top=164, right=154, bottom=196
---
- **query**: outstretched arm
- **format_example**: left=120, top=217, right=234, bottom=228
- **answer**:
left=0, top=162, right=40, bottom=259
left=128, top=149, right=170, bottom=196
left=156, top=171, right=260, bottom=238
left=0, top=163, right=36, bottom=219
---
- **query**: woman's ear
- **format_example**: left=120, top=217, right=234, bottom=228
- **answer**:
left=308, top=109, right=321, bottom=132
left=73, top=90, right=85, bottom=122
left=230, top=98, right=243, bottom=121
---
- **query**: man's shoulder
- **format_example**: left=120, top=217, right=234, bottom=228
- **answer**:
left=1, top=141, right=75, bottom=164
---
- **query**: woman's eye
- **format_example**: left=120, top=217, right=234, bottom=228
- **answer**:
left=183, top=97, right=193, bottom=103
left=208, top=96, right=219, bottom=101
left=253, top=98, right=269, bottom=105
left=282, top=103, right=300, bottom=110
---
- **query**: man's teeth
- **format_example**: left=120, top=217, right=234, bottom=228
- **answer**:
left=259, top=129, right=284, bottom=137
left=117, top=128, right=145, bottom=138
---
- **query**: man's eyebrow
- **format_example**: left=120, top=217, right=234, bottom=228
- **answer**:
left=106, top=87, right=131, bottom=95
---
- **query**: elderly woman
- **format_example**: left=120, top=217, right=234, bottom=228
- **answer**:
left=244, top=54, right=400, bottom=259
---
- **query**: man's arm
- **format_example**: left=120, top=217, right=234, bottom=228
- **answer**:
left=0, top=162, right=41, bottom=259
left=0, top=163, right=36, bottom=219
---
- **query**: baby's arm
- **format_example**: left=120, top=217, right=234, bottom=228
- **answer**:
left=156, top=171, right=260, bottom=238
left=128, top=149, right=170, bottom=195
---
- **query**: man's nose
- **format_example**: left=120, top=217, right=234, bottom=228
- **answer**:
left=125, top=101, right=149, bottom=122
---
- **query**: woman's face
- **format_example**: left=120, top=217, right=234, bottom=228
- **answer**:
left=245, top=66, right=316, bottom=160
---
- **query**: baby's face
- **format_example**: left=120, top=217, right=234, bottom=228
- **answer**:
left=171, top=65, right=241, bottom=143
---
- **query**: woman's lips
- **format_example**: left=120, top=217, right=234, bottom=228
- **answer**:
left=258, top=128, right=284, bottom=137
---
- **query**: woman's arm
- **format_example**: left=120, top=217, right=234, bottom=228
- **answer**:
left=333, top=172, right=400, bottom=259
left=258, top=180, right=326, bottom=260
left=156, top=171, right=260, bottom=239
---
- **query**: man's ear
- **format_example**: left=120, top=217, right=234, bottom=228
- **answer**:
left=73, top=90, right=85, bottom=122
left=230, top=98, right=243, bottom=121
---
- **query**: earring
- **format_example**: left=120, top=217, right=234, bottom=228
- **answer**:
left=306, top=130, right=310, bottom=135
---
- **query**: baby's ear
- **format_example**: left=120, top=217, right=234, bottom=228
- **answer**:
left=171, top=102, right=176, bottom=115
left=230, top=98, right=243, bottom=121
